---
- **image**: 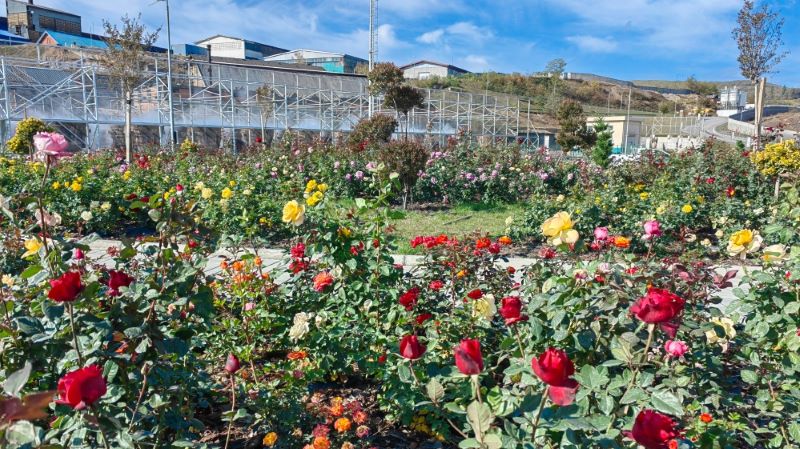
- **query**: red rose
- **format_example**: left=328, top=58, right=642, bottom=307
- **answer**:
left=415, top=313, right=433, bottom=325
left=475, top=238, right=491, bottom=250
left=467, top=289, right=483, bottom=300
left=56, top=365, right=107, bottom=410
left=429, top=280, right=444, bottom=291
left=399, top=335, right=426, bottom=360
left=290, top=242, right=306, bottom=259
left=106, top=270, right=133, bottom=297
left=225, top=353, right=241, bottom=374
left=454, top=339, right=483, bottom=375
left=313, top=272, right=334, bottom=292
left=539, top=247, right=556, bottom=259
left=531, top=347, right=579, bottom=405
left=624, top=410, right=681, bottom=449
left=507, top=266, right=516, bottom=275
left=630, top=288, right=685, bottom=324
left=289, top=259, right=309, bottom=274
left=48, top=271, right=84, bottom=303
left=399, top=287, right=420, bottom=311
left=488, top=243, right=501, bottom=254
left=499, top=297, right=528, bottom=326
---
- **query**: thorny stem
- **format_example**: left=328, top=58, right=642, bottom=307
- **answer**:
left=128, top=366, right=149, bottom=431
left=224, top=375, right=236, bottom=449
left=68, top=303, right=84, bottom=366
left=88, top=407, right=111, bottom=449
left=531, top=386, right=549, bottom=440
left=513, top=325, right=527, bottom=360
left=472, top=375, right=483, bottom=406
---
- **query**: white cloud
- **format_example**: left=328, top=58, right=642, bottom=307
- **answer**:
left=464, top=55, right=491, bottom=72
left=446, top=22, right=493, bottom=39
left=418, top=29, right=445, bottom=44
left=566, top=35, right=618, bottom=53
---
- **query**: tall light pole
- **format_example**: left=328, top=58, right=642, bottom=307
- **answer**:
left=158, top=0, right=176, bottom=150
left=368, top=0, right=377, bottom=118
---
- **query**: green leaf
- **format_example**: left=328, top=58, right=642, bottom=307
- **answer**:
left=20, top=264, right=42, bottom=279
left=355, top=198, right=367, bottom=209
left=740, top=370, right=759, bottom=384
left=426, top=378, right=445, bottom=403
left=620, top=387, right=648, bottom=404
left=3, top=362, right=31, bottom=396
left=466, top=400, right=494, bottom=443
left=650, top=389, right=683, bottom=416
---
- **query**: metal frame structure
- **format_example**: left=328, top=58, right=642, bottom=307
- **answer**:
left=0, top=46, right=543, bottom=150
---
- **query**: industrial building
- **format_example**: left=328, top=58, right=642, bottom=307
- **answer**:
left=5, top=0, right=81, bottom=41
left=401, top=60, right=470, bottom=80
left=263, top=49, right=367, bottom=74
left=37, top=29, right=107, bottom=49
left=195, top=35, right=287, bottom=61
left=172, top=43, right=209, bottom=58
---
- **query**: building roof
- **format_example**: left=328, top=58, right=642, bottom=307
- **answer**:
left=8, top=0, right=80, bottom=18
left=264, top=49, right=367, bottom=62
left=195, top=34, right=283, bottom=48
left=0, top=29, right=28, bottom=43
left=37, top=29, right=107, bottom=49
left=399, top=60, right=469, bottom=74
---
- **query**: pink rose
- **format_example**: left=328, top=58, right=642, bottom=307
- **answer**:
left=33, top=132, right=70, bottom=157
left=643, top=220, right=662, bottom=240
left=594, top=227, right=609, bottom=241
left=664, top=340, right=688, bottom=358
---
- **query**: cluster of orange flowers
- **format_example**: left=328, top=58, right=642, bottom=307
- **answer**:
left=300, top=395, right=373, bottom=449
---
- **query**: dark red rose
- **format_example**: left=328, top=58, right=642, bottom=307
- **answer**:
left=499, top=297, right=528, bottom=326
left=399, top=287, right=420, bottom=311
left=624, top=409, right=681, bottom=449
left=454, top=339, right=483, bottom=375
left=372, top=239, right=380, bottom=248
left=539, top=247, right=556, bottom=259
left=416, top=313, right=433, bottom=325
left=290, top=242, right=306, bottom=259
left=225, top=354, right=240, bottom=374
left=255, top=137, right=263, bottom=143
left=399, top=335, right=426, bottom=360
left=429, top=280, right=444, bottom=291
left=106, top=270, right=133, bottom=297
left=488, top=243, right=501, bottom=254
left=73, top=248, right=85, bottom=260
left=507, top=266, right=516, bottom=275
left=48, top=271, right=84, bottom=303
left=56, top=365, right=107, bottom=410
left=531, top=347, right=579, bottom=406
left=289, top=260, right=309, bottom=274
left=377, top=352, right=387, bottom=364
left=467, top=289, right=483, bottom=300
left=630, top=288, right=685, bottom=324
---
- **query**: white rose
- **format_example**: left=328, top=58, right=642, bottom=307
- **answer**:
left=80, top=211, right=93, bottom=221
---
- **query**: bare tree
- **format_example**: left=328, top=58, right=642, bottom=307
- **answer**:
left=732, top=0, right=787, bottom=150
left=255, top=85, right=275, bottom=142
left=102, top=15, right=160, bottom=162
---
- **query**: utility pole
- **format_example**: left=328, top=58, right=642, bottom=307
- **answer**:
left=159, top=0, right=176, bottom=150
left=368, top=0, right=378, bottom=118
left=623, top=86, right=632, bottom=152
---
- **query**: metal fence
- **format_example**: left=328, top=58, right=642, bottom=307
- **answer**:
left=0, top=46, right=546, bottom=150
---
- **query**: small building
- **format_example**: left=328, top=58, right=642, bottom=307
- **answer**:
left=717, top=85, right=749, bottom=117
left=586, top=116, right=644, bottom=153
left=6, top=0, right=81, bottom=41
left=195, top=35, right=287, bottom=60
left=37, top=29, right=107, bottom=49
left=263, top=49, right=367, bottom=74
left=400, top=60, right=470, bottom=80
left=172, top=43, right=209, bottom=57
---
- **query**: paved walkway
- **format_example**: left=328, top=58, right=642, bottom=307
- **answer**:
left=86, top=239, right=750, bottom=312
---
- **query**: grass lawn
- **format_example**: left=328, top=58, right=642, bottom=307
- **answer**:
left=389, top=203, right=526, bottom=254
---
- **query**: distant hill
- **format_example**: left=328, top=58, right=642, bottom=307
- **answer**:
left=633, top=80, right=800, bottom=102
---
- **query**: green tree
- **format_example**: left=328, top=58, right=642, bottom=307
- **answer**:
left=367, top=62, right=405, bottom=96
left=385, top=85, right=425, bottom=138
left=102, top=15, right=160, bottom=162
left=590, top=118, right=613, bottom=168
left=556, top=100, right=595, bottom=153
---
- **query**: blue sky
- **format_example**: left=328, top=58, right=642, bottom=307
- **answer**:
left=8, top=0, right=800, bottom=85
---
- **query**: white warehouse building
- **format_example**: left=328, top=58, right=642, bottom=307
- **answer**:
left=195, top=35, right=287, bottom=60
left=400, top=60, right=470, bottom=80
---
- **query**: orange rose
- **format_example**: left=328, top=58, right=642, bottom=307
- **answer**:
left=287, top=350, right=307, bottom=360
left=613, top=236, right=631, bottom=249
left=334, top=417, right=352, bottom=433
left=498, top=236, right=512, bottom=245
left=312, top=436, right=330, bottom=449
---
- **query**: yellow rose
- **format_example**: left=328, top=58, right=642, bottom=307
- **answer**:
left=201, top=188, right=213, bottom=200
left=656, top=205, right=667, bottom=215
left=541, top=211, right=579, bottom=246
left=761, top=244, right=787, bottom=262
left=681, top=204, right=693, bottom=214
left=22, top=238, right=43, bottom=258
left=338, top=227, right=352, bottom=238
left=705, top=317, right=736, bottom=351
left=70, top=182, right=82, bottom=192
left=306, top=191, right=324, bottom=207
left=1, top=274, right=13, bottom=287
left=52, top=181, right=61, bottom=190
left=101, top=202, right=111, bottom=211
left=305, top=179, right=318, bottom=193
left=262, top=432, right=278, bottom=447
left=472, top=295, right=496, bottom=319
left=639, top=192, right=650, bottom=200
left=229, top=180, right=236, bottom=187
left=123, top=170, right=131, bottom=181
left=727, top=229, right=762, bottom=257
left=317, top=183, right=329, bottom=193
left=282, top=200, right=306, bottom=226
left=221, top=187, right=234, bottom=199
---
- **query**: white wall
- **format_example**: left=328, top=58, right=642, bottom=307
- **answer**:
left=197, top=37, right=246, bottom=60
left=403, top=64, right=449, bottom=80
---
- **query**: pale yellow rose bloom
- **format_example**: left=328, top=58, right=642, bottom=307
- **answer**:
left=472, top=295, right=496, bottom=319
left=22, top=238, right=43, bottom=258
left=762, top=244, right=787, bottom=262
left=705, top=317, right=736, bottom=351
left=541, top=211, right=579, bottom=246
left=727, top=229, right=762, bottom=257
left=282, top=201, right=306, bottom=226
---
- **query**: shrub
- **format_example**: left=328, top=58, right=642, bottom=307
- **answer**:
left=377, top=140, right=429, bottom=208
left=750, top=139, right=800, bottom=177
left=347, top=114, right=398, bottom=153
left=6, top=117, right=53, bottom=155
